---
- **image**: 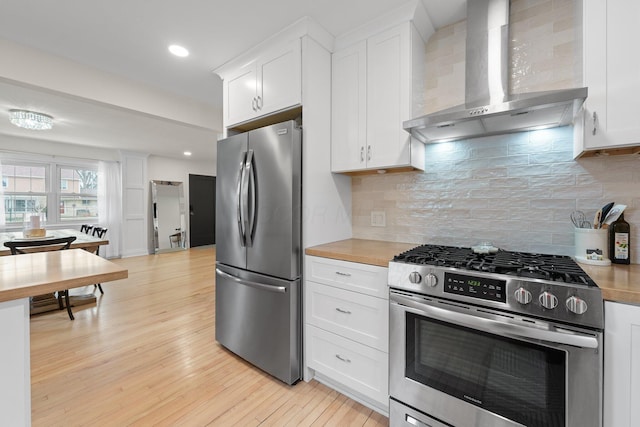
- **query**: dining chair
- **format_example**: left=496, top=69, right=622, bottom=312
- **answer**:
left=4, top=236, right=77, bottom=320
left=89, top=227, right=108, bottom=294
left=80, top=224, right=93, bottom=234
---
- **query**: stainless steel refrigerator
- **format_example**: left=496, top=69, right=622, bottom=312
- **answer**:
left=215, top=120, right=301, bottom=385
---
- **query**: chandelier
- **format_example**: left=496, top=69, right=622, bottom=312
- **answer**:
left=9, top=109, right=54, bottom=130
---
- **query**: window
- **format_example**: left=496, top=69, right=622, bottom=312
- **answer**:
left=1, top=160, right=98, bottom=226
left=1, top=164, right=48, bottom=225
left=58, top=167, right=98, bottom=221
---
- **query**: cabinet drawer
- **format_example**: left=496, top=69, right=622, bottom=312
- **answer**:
left=306, top=281, right=388, bottom=352
left=305, top=256, right=388, bottom=299
left=306, top=325, right=388, bottom=407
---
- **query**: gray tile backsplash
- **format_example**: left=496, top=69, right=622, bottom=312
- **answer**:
left=352, top=126, right=640, bottom=263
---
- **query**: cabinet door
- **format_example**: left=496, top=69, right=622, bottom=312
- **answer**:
left=366, top=24, right=411, bottom=169
left=604, top=301, right=640, bottom=427
left=225, top=62, right=257, bottom=126
left=331, top=41, right=367, bottom=172
left=257, top=39, right=301, bottom=116
left=583, top=0, right=640, bottom=150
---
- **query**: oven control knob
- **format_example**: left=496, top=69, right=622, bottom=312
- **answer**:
left=566, top=296, right=588, bottom=315
left=424, top=273, right=438, bottom=287
left=539, top=292, right=559, bottom=310
left=514, top=288, right=532, bottom=305
left=408, top=272, right=422, bottom=284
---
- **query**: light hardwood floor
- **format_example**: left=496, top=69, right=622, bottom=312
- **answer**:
left=30, top=247, right=389, bottom=426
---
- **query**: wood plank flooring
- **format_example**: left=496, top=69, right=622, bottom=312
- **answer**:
left=29, top=247, right=389, bottom=426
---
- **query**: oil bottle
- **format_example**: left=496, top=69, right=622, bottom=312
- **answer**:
left=609, top=213, right=631, bottom=264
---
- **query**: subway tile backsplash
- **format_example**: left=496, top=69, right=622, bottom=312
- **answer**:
left=352, top=126, right=640, bottom=263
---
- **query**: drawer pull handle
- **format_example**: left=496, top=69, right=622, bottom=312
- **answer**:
left=335, top=354, right=351, bottom=363
left=335, top=307, right=352, bottom=314
left=335, top=271, right=351, bottom=277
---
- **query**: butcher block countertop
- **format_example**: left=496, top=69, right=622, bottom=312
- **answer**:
left=305, top=239, right=640, bottom=305
left=578, top=263, right=640, bottom=305
left=0, top=249, right=128, bottom=303
left=305, top=239, right=415, bottom=267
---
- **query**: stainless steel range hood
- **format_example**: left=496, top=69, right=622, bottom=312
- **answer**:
left=404, top=0, right=587, bottom=144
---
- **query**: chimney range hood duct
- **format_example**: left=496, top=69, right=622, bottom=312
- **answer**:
left=404, top=0, right=587, bottom=144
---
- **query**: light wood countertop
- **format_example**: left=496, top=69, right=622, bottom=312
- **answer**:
left=578, top=263, right=640, bottom=305
left=306, top=239, right=640, bottom=305
left=305, top=239, right=416, bottom=267
left=0, top=249, right=128, bottom=303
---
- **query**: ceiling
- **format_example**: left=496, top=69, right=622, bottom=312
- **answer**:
left=0, top=0, right=465, bottom=161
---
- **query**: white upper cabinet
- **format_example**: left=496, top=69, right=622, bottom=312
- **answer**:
left=224, top=39, right=301, bottom=127
left=576, top=0, right=640, bottom=156
left=331, top=22, right=426, bottom=173
left=331, top=41, right=367, bottom=172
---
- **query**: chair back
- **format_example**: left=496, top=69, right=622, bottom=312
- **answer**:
left=92, top=227, right=108, bottom=238
left=4, top=236, right=77, bottom=255
left=80, top=224, right=94, bottom=234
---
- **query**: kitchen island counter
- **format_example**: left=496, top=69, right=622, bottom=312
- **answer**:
left=306, top=239, right=640, bottom=305
left=0, top=249, right=128, bottom=426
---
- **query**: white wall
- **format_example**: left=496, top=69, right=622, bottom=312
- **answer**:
left=0, top=134, right=119, bottom=161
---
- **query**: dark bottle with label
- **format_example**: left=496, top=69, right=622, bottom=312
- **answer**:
left=609, top=213, right=631, bottom=264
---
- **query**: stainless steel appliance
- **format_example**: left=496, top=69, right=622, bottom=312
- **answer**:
left=389, top=245, right=603, bottom=427
left=403, top=0, right=586, bottom=144
left=215, top=120, right=302, bottom=385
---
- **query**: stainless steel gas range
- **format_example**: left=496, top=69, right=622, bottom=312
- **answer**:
left=388, top=244, right=603, bottom=427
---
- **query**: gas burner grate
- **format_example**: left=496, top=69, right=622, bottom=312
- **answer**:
left=393, top=244, right=596, bottom=286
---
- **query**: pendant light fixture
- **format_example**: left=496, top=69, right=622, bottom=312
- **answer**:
left=9, top=109, right=54, bottom=130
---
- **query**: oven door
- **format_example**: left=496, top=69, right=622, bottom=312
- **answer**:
left=389, top=291, right=602, bottom=427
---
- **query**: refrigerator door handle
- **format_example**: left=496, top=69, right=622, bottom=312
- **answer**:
left=237, top=151, right=247, bottom=246
left=216, top=268, right=287, bottom=293
left=246, top=149, right=257, bottom=247
left=240, top=149, right=253, bottom=247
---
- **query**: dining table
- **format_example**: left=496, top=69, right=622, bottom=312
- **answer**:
left=0, top=248, right=128, bottom=426
left=0, top=228, right=108, bottom=256
left=0, top=228, right=111, bottom=313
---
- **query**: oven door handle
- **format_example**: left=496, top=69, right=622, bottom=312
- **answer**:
left=391, top=294, right=599, bottom=349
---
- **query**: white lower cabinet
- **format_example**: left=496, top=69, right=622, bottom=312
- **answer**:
left=306, top=325, right=388, bottom=407
left=305, top=256, right=389, bottom=414
left=604, top=301, right=640, bottom=427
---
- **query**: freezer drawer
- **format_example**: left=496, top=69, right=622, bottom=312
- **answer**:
left=215, top=263, right=301, bottom=384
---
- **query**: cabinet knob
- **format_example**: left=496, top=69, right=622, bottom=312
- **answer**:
left=252, top=97, right=258, bottom=112
left=360, top=146, right=365, bottom=162
left=592, top=111, right=598, bottom=136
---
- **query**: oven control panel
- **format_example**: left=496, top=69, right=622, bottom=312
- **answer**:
left=444, top=272, right=506, bottom=303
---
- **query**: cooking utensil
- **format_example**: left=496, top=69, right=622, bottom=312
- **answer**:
left=602, top=204, right=627, bottom=226
left=599, top=202, right=615, bottom=228
left=593, top=209, right=602, bottom=229
left=570, top=210, right=591, bottom=229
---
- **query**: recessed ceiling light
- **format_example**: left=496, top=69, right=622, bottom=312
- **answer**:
left=183, top=151, right=192, bottom=156
left=168, top=44, right=189, bottom=58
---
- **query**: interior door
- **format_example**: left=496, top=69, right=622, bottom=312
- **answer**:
left=215, top=133, right=248, bottom=269
left=189, top=174, right=216, bottom=247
